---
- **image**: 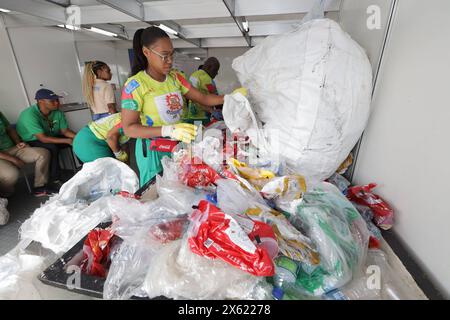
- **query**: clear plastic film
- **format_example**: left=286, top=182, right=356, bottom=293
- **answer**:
left=288, top=182, right=370, bottom=296
left=143, top=238, right=272, bottom=300
left=19, top=196, right=113, bottom=254
left=103, top=236, right=161, bottom=300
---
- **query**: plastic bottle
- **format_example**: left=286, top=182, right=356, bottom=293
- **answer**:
left=367, top=249, right=416, bottom=300
left=323, top=276, right=381, bottom=300
left=271, top=256, right=298, bottom=300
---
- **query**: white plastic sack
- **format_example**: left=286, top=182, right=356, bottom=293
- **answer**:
left=143, top=239, right=271, bottom=300
left=232, top=18, right=372, bottom=182
left=58, top=157, right=139, bottom=205
left=18, top=158, right=139, bottom=254
left=19, top=196, right=113, bottom=254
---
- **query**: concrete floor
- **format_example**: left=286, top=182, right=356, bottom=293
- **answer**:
left=0, top=166, right=446, bottom=299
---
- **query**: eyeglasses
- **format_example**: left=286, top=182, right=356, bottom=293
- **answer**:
left=149, top=48, right=175, bottom=63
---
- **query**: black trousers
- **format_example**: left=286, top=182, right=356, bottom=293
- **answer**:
left=28, top=140, right=72, bottom=181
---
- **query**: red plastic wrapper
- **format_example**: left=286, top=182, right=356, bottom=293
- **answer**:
left=347, top=183, right=394, bottom=230
left=148, top=216, right=189, bottom=244
left=180, top=156, right=237, bottom=189
left=115, top=191, right=141, bottom=200
left=188, top=200, right=275, bottom=276
left=80, top=228, right=115, bottom=278
left=369, top=236, right=381, bottom=249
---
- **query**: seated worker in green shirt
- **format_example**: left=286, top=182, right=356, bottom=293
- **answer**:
left=0, top=111, right=53, bottom=201
left=185, top=57, right=222, bottom=125
left=16, top=89, right=77, bottom=183
left=73, top=113, right=130, bottom=163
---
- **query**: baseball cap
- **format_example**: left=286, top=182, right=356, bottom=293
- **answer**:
left=35, top=89, right=62, bottom=101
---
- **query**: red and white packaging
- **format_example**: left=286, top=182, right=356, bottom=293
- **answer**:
left=188, top=200, right=275, bottom=276
left=80, top=228, right=115, bottom=278
left=347, top=183, right=394, bottom=230
left=180, top=156, right=237, bottom=189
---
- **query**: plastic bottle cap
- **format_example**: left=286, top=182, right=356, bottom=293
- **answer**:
left=272, top=287, right=284, bottom=300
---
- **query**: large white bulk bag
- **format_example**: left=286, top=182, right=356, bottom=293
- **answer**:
left=232, top=18, right=372, bottom=182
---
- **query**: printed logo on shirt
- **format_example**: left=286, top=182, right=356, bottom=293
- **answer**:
left=154, top=92, right=183, bottom=124
left=145, top=115, right=154, bottom=127
left=125, top=79, right=140, bottom=94
left=206, top=83, right=217, bottom=94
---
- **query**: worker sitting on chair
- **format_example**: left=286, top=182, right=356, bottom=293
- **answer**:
left=16, top=89, right=77, bottom=184
left=0, top=111, right=53, bottom=198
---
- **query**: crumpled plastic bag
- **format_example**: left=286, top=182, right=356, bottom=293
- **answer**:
left=327, top=173, right=351, bottom=195
left=289, top=182, right=370, bottom=296
left=161, top=151, right=236, bottom=191
left=261, top=175, right=307, bottom=214
left=347, top=183, right=394, bottom=230
left=80, top=228, right=116, bottom=278
left=19, top=158, right=139, bottom=254
left=216, top=179, right=319, bottom=267
left=104, top=180, right=204, bottom=299
left=19, top=196, right=113, bottom=254
left=188, top=200, right=274, bottom=277
left=143, top=239, right=272, bottom=300
left=57, top=157, right=139, bottom=205
left=103, top=236, right=161, bottom=300
left=352, top=203, right=383, bottom=249
left=227, top=158, right=275, bottom=191
left=232, top=17, right=372, bottom=183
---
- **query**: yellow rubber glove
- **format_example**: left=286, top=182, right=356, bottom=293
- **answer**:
left=161, top=123, right=198, bottom=144
left=114, top=150, right=129, bottom=163
left=232, top=87, right=247, bottom=97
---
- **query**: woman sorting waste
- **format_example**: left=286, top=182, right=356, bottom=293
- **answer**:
left=121, top=27, right=225, bottom=186
left=73, top=113, right=129, bottom=163
left=82, top=61, right=118, bottom=121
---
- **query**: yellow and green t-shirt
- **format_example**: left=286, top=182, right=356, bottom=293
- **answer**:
left=121, top=70, right=191, bottom=127
left=0, top=112, right=15, bottom=152
left=88, top=113, right=129, bottom=145
left=187, top=69, right=218, bottom=120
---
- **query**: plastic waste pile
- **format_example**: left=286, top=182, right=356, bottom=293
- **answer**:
left=0, top=3, right=405, bottom=301
left=230, top=3, right=372, bottom=184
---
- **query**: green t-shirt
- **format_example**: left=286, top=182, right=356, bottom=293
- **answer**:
left=16, top=104, right=68, bottom=142
left=0, top=112, right=15, bottom=151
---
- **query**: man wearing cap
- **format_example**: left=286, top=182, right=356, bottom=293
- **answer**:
left=16, top=89, right=77, bottom=183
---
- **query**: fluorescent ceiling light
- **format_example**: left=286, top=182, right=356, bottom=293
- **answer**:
left=194, top=57, right=201, bottom=61
left=88, top=27, right=117, bottom=37
left=0, top=8, right=11, bottom=13
left=57, top=24, right=80, bottom=31
left=158, top=24, right=178, bottom=36
left=242, top=20, right=249, bottom=32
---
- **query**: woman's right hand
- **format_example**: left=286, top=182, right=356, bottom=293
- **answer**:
left=161, top=123, right=198, bottom=144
